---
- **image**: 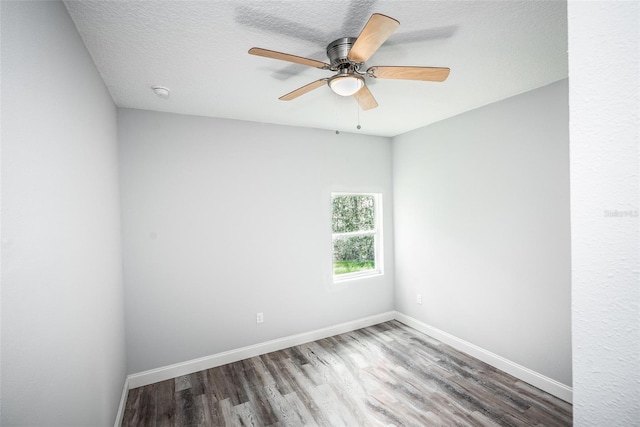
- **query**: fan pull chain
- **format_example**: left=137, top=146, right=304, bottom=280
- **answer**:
left=335, top=95, right=340, bottom=134
left=357, top=102, right=361, bottom=130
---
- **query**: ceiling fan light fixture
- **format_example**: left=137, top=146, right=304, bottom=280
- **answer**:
left=329, top=75, right=364, bottom=96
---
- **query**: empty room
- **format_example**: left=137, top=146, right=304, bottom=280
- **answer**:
left=1, top=1, right=638, bottom=426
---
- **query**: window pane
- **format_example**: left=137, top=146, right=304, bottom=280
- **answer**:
left=333, top=235, right=375, bottom=275
left=332, top=195, right=375, bottom=233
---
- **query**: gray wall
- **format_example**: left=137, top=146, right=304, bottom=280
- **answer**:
left=392, top=80, right=572, bottom=386
left=1, top=1, right=126, bottom=426
left=568, top=1, right=639, bottom=425
left=118, top=109, right=395, bottom=373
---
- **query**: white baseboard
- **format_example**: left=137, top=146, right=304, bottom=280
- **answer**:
left=126, top=311, right=395, bottom=389
left=114, top=376, right=129, bottom=427
left=393, top=311, right=573, bottom=403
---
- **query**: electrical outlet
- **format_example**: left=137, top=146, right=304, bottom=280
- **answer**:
left=256, top=312, right=264, bottom=324
left=417, top=294, right=423, bottom=305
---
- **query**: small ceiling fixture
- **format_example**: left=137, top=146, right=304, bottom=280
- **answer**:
left=151, top=85, right=170, bottom=98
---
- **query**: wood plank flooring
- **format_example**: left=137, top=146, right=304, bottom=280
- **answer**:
left=122, top=321, right=572, bottom=426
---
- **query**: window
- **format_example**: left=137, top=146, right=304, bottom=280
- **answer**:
left=332, top=193, right=383, bottom=281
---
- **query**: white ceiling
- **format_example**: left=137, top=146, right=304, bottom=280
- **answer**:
left=64, top=0, right=568, bottom=137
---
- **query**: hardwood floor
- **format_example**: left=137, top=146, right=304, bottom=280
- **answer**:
left=122, top=321, right=572, bottom=426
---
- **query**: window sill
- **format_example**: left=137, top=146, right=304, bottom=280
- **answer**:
left=333, top=270, right=383, bottom=283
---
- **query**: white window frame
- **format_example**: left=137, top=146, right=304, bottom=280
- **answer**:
left=331, top=192, right=383, bottom=283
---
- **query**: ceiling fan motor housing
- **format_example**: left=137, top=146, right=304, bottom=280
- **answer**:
left=327, top=37, right=359, bottom=69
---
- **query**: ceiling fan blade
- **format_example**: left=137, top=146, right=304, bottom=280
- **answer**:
left=353, top=85, right=378, bottom=110
left=249, top=47, right=330, bottom=70
left=348, top=13, right=400, bottom=63
left=367, top=66, right=450, bottom=82
left=279, top=79, right=328, bottom=101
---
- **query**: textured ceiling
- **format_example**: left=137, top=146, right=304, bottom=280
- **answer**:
left=64, top=0, right=568, bottom=137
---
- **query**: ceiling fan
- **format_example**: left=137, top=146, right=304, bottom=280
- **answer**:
left=248, top=13, right=450, bottom=110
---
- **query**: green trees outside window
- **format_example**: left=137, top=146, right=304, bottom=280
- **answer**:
left=332, top=194, right=380, bottom=278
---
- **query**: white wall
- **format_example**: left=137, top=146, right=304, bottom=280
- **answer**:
left=392, top=80, right=572, bottom=386
left=118, top=109, right=394, bottom=373
left=568, top=2, right=639, bottom=425
left=1, top=2, right=126, bottom=425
